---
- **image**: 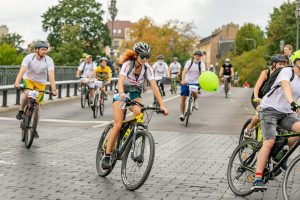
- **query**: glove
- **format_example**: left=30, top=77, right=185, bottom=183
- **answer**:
left=291, top=101, right=300, bottom=112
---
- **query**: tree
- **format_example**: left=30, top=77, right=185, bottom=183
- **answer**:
left=42, top=0, right=110, bottom=57
left=235, top=23, right=265, bottom=54
left=266, top=3, right=296, bottom=54
left=0, top=33, right=24, bottom=50
left=0, top=43, right=24, bottom=65
left=121, top=17, right=197, bottom=65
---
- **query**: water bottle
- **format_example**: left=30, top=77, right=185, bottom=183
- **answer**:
left=274, top=145, right=289, bottom=162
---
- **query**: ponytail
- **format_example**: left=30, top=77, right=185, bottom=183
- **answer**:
left=120, top=49, right=138, bottom=64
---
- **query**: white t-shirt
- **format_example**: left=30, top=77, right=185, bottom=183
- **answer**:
left=119, top=60, right=154, bottom=88
left=78, top=61, right=97, bottom=78
left=261, top=67, right=300, bottom=113
left=184, top=59, right=206, bottom=84
left=170, top=62, right=181, bottom=74
left=22, top=53, right=55, bottom=84
left=153, top=61, right=168, bottom=78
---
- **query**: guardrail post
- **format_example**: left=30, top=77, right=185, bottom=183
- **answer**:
left=110, top=82, right=113, bottom=91
left=48, top=86, right=53, bottom=100
left=74, top=84, right=78, bottom=96
left=2, top=90, right=8, bottom=107
left=66, top=84, right=70, bottom=97
left=16, top=89, right=21, bottom=105
left=58, top=85, right=62, bottom=99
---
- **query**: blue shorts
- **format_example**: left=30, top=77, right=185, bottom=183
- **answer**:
left=180, top=84, right=199, bottom=97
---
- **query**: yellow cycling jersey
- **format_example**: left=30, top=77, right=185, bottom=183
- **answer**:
left=95, top=66, right=112, bottom=81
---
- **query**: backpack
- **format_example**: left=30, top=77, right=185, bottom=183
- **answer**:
left=260, top=66, right=295, bottom=98
left=257, top=68, right=271, bottom=98
left=80, top=61, right=87, bottom=75
left=188, top=58, right=201, bottom=74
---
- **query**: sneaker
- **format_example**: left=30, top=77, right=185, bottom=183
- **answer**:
left=101, top=155, right=112, bottom=170
left=34, top=131, right=39, bottom=139
left=193, top=102, right=199, bottom=110
left=228, top=91, right=232, bottom=95
left=244, top=128, right=254, bottom=139
left=179, top=114, right=185, bottom=121
left=16, top=110, right=24, bottom=120
left=91, top=105, right=95, bottom=111
left=251, top=178, right=267, bottom=191
left=162, top=91, right=166, bottom=96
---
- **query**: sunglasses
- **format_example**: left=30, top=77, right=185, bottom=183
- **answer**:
left=139, top=54, right=150, bottom=60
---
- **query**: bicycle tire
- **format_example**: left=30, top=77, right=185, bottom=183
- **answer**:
left=282, top=154, right=300, bottom=200
left=99, top=94, right=104, bottom=116
left=81, top=86, right=87, bottom=108
left=86, top=87, right=91, bottom=107
left=185, top=97, right=193, bottom=127
left=227, top=139, right=260, bottom=196
left=20, top=106, right=28, bottom=142
left=25, top=105, right=38, bottom=148
left=93, top=94, right=99, bottom=118
left=121, top=130, right=155, bottom=191
left=225, top=80, right=229, bottom=98
left=239, top=119, right=258, bottom=144
left=96, top=123, right=117, bottom=177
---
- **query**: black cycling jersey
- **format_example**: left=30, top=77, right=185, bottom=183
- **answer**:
left=222, top=63, right=232, bottom=75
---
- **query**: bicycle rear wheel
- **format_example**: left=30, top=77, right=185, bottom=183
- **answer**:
left=283, top=154, right=300, bottom=200
left=80, top=86, right=87, bottom=108
left=25, top=105, right=38, bottom=148
left=93, top=94, right=99, bottom=118
left=96, top=123, right=117, bottom=177
left=227, top=139, right=260, bottom=196
left=99, top=94, right=104, bottom=116
left=121, top=130, right=155, bottom=191
left=185, top=97, right=193, bottom=127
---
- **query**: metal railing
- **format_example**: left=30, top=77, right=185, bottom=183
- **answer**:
left=0, top=78, right=119, bottom=107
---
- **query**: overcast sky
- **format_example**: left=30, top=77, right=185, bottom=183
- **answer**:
left=0, top=0, right=291, bottom=47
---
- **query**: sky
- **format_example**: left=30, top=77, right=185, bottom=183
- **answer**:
left=0, top=0, right=291, bottom=47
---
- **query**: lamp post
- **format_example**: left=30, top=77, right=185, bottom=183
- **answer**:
left=108, top=0, right=118, bottom=59
left=295, top=0, right=300, bottom=50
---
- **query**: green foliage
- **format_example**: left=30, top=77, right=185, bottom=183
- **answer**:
left=0, top=43, right=24, bottom=65
left=0, top=33, right=24, bottom=50
left=235, top=23, right=265, bottom=54
left=42, top=0, right=110, bottom=58
left=227, top=46, right=267, bottom=87
left=266, top=3, right=296, bottom=54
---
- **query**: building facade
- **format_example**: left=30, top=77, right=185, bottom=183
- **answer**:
left=0, top=25, right=9, bottom=37
left=197, top=23, right=239, bottom=68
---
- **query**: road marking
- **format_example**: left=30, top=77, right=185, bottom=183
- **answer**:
left=0, top=117, right=109, bottom=124
left=92, top=94, right=180, bottom=128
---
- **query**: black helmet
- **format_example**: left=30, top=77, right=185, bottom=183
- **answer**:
left=193, top=50, right=203, bottom=56
left=157, top=55, right=164, bottom=60
left=271, top=54, right=287, bottom=64
left=133, top=42, right=151, bottom=54
left=35, top=41, right=49, bottom=49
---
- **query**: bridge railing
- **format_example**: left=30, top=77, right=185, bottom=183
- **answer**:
left=0, top=78, right=119, bottom=107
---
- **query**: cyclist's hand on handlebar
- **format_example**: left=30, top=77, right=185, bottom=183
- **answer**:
left=291, top=101, right=300, bottom=113
left=181, top=80, right=186, bottom=85
left=52, top=90, right=57, bottom=96
left=253, top=98, right=262, bottom=104
left=14, top=83, right=21, bottom=89
left=160, top=105, right=169, bottom=116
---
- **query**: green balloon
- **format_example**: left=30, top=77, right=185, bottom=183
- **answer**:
left=198, top=71, right=219, bottom=92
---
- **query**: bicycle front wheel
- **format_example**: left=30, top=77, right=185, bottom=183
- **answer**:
left=99, top=94, right=104, bottom=116
left=224, top=80, right=229, bottom=98
left=121, top=130, right=155, bottom=191
left=227, top=139, right=260, bottom=196
left=93, top=94, right=99, bottom=118
left=283, top=154, right=300, bottom=200
left=80, top=86, right=86, bottom=108
left=25, top=105, right=38, bottom=148
left=185, top=97, right=193, bottom=127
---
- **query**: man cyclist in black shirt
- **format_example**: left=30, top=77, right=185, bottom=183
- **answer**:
left=219, top=58, right=234, bottom=95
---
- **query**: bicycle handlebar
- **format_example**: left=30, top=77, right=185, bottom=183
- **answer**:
left=17, top=87, right=53, bottom=95
left=125, top=99, right=165, bottom=114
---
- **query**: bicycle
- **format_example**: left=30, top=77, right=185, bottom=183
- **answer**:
left=170, top=73, right=178, bottom=94
left=227, top=131, right=300, bottom=199
left=223, top=75, right=230, bottom=98
left=153, top=77, right=163, bottom=108
left=80, top=78, right=91, bottom=108
left=96, top=99, right=164, bottom=190
left=93, top=81, right=105, bottom=118
left=18, top=87, right=52, bottom=148
left=183, top=84, right=199, bottom=127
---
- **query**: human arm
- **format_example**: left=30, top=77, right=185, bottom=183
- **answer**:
left=253, top=70, right=268, bottom=101
left=14, top=66, right=26, bottom=88
left=219, top=67, right=224, bottom=77
left=48, top=70, right=57, bottom=96
left=231, top=67, right=234, bottom=80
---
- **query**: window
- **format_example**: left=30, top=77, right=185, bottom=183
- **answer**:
left=113, top=29, right=117, bottom=34
left=118, top=29, right=122, bottom=34
left=112, top=40, right=119, bottom=49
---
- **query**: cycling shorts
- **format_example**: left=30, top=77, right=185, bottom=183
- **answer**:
left=180, top=83, right=199, bottom=97
left=113, top=90, right=141, bottom=103
left=23, top=79, right=46, bottom=103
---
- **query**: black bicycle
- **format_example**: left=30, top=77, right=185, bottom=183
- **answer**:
left=223, top=75, right=230, bottom=98
left=80, top=79, right=91, bottom=108
left=93, top=82, right=105, bottom=118
left=227, top=132, right=300, bottom=200
left=153, top=79, right=163, bottom=108
left=19, top=87, right=52, bottom=148
left=96, top=100, right=164, bottom=190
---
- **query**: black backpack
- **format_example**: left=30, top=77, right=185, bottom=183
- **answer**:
left=257, top=68, right=271, bottom=98
left=260, top=66, right=295, bottom=98
left=188, top=58, right=202, bottom=73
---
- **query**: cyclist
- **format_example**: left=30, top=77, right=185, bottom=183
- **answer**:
left=14, top=41, right=57, bottom=138
left=152, top=55, right=169, bottom=96
left=89, top=57, right=112, bottom=104
left=76, top=55, right=97, bottom=105
left=79, top=53, right=87, bottom=65
left=251, top=50, right=300, bottom=191
left=169, top=57, right=181, bottom=79
left=244, top=54, right=287, bottom=138
left=219, top=58, right=234, bottom=95
left=283, top=44, right=293, bottom=65
left=101, top=42, right=169, bottom=169
left=233, top=71, right=239, bottom=86
left=179, top=50, right=206, bottom=121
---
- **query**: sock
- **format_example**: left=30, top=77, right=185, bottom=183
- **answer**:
left=255, top=172, right=263, bottom=179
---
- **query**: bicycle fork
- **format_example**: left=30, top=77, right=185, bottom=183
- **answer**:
left=130, top=126, right=146, bottom=163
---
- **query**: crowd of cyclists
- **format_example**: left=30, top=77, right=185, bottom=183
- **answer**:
left=12, top=40, right=300, bottom=195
